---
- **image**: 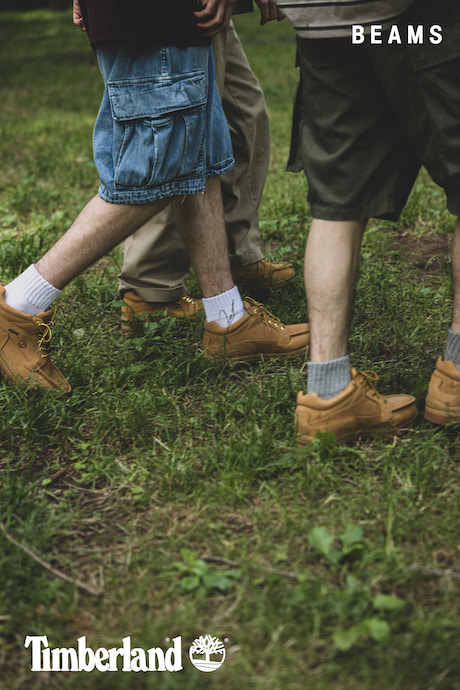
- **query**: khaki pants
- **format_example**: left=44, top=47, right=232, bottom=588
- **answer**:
left=118, top=22, right=270, bottom=302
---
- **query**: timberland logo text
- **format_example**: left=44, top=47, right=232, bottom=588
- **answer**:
left=24, top=634, right=227, bottom=673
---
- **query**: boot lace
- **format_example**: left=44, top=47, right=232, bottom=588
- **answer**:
left=358, top=370, right=386, bottom=402
left=257, top=258, right=271, bottom=274
left=181, top=293, right=198, bottom=305
left=257, top=258, right=288, bottom=272
left=245, top=297, right=285, bottom=330
left=35, top=310, right=56, bottom=359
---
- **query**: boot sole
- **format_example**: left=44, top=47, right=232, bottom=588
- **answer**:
left=295, top=411, right=419, bottom=447
left=424, top=406, right=460, bottom=426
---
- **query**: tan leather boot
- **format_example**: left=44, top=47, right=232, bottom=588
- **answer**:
left=203, top=299, right=309, bottom=363
left=425, top=357, right=460, bottom=425
left=0, top=285, right=71, bottom=392
left=295, top=369, right=417, bottom=446
left=231, top=258, right=295, bottom=290
left=121, top=290, right=203, bottom=332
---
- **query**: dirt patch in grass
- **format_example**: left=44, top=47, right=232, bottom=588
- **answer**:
left=396, top=230, right=451, bottom=274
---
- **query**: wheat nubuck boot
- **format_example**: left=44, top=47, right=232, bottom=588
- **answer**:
left=121, top=291, right=203, bottom=333
left=424, top=357, right=460, bottom=425
left=231, top=258, right=295, bottom=290
left=202, top=299, right=309, bottom=363
left=0, top=285, right=71, bottom=392
left=295, top=369, right=417, bottom=446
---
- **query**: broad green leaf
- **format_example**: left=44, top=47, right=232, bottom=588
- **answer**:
left=333, top=626, right=361, bottom=651
left=340, top=524, right=364, bottom=549
left=180, top=575, right=200, bottom=592
left=202, top=573, right=233, bottom=592
left=364, top=618, right=390, bottom=642
left=191, top=559, right=209, bottom=577
left=309, top=526, right=334, bottom=558
left=373, top=594, right=406, bottom=612
left=327, top=548, right=342, bottom=565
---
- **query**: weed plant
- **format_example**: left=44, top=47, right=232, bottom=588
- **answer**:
left=0, top=10, right=459, bottom=690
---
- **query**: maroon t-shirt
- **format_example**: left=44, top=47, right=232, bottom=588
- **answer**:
left=79, top=0, right=211, bottom=47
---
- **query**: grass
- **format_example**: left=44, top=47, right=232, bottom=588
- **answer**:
left=1, top=9, right=460, bottom=690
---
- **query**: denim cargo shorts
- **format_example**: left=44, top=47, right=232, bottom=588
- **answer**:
left=93, top=43, right=234, bottom=204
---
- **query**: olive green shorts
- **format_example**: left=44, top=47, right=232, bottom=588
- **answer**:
left=288, top=0, right=460, bottom=220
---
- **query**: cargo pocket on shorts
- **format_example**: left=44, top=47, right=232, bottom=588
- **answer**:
left=108, top=72, right=207, bottom=190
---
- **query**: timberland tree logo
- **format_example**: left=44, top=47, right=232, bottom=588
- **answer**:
left=188, top=635, right=227, bottom=672
left=24, top=634, right=227, bottom=673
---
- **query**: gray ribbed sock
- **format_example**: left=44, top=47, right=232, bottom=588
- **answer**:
left=444, top=328, right=460, bottom=371
left=307, top=355, right=351, bottom=400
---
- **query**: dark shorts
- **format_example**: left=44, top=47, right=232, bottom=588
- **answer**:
left=288, top=0, right=460, bottom=220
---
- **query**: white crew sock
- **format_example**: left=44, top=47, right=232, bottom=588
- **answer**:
left=4, top=264, right=62, bottom=315
left=202, top=285, right=246, bottom=328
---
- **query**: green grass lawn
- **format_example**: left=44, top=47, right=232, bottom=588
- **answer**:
left=1, top=9, right=460, bottom=690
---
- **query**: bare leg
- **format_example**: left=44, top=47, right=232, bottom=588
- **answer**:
left=451, top=217, right=460, bottom=332
left=295, top=216, right=418, bottom=445
left=36, top=194, right=170, bottom=289
left=172, top=176, right=235, bottom=298
left=304, top=219, right=366, bottom=362
left=424, top=216, right=460, bottom=425
left=36, top=180, right=235, bottom=300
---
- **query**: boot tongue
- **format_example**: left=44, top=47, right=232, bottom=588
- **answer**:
left=36, top=306, right=53, bottom=320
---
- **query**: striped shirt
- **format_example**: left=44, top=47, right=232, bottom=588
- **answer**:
left=276, top=0, right=417, bottom=38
